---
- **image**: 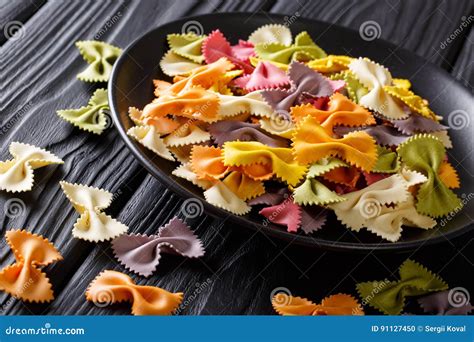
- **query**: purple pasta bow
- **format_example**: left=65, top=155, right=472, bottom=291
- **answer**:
left=112, top=217, right=205, bottom=277
left=261, top=61, right=338, bottom=118
left=418, top=289, right=474, bottom=315
left=209, top=121, right=289, bottom=148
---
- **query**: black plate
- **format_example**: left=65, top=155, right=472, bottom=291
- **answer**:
left=109, top=12, right=473, bottom=252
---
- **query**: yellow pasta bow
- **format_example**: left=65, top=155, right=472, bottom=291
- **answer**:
left=292, top=116, right=377, bottom=171
left=306, top=55, right=354, bottom=73
left=384, top=86, right=438, bottom=120
left=223, top=141, right=307, bottom=186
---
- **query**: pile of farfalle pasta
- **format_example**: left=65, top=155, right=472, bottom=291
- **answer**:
left=0, top=25, right=470, bottom=317
left=126, top=24, right=462, bottom=242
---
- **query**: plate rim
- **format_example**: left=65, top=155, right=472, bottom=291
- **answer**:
left=108, top=11, right=473, bottom=253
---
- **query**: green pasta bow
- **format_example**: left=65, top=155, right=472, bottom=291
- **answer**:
left=357, top=259, right=448, bottom=315
left=76, top=40, right=122, bottom=82
left=372, top=145, right=400, bottom=173
left=57, top=88, right=110, bottom=134
left=254, top=31, right=327, bottom=64
left=293, top=158, right=346, bottom=206
left=397, top=134, right=462, bottom=217
left=167, top=33, right=206, bottom=64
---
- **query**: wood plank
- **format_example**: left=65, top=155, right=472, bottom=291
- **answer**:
left=0, top=0, right=46, bottom=44
left=452, top=27, right=474, bottom=89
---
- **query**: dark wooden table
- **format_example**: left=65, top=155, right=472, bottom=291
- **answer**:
left=1, top=0, right=473, bottom=315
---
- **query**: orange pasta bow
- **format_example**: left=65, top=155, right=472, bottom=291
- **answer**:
left=292, top=116, right=377, bottom=171
left=291, top=93, right=375, bottom=132
left=190, top=145, right=231, bottom=180
left=162, top=57, right=235, bottom=95
left=272, top=292, right=364, bottom=315
left=86, top=270, right=183, bottom=315
left=0, top=230, right=62, bottom=302
left=141, top=86, right=220, bottom=122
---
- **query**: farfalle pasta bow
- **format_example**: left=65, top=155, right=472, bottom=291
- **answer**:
left=112, top=217, right=204, bottom=277
left=418, top=290, right=474, bottom=315
left=255, top=31, right=326, bottom=64
left=75, top=40, right=121, bottom=82
left=348, top=58, right=407, bottom=119
left=293, top=158, right=346, bottom=206
left=248, top=24, right=293, bottom=46
left=292, top=116, right=377, bottom=171
left=209, top=121, right=288, bottom=147
left=329, top=170, right=435, bottom=241
left=0, top=230, right=62, bottom=302
left=307, top=55, right=353, bottom=73
left=261, top=61, right=339, bottom=116
left=233, top=61, right=289, bottom=91
left=290, top=92, right=375, bottom=132
left=223, top=141, right=307, bottom=186
left=202, top=30, right=254, bottom=73
left=272, top=292, right=364, bottom=315
left=397, top=135, right=462, bottom=217
left=357, top=259, right=448, bottom=315
left=60, top=181, right=128, bottom=242
left=57, top=88, right=110, bottom=134
left=86, top=270, right=183, bottom=315
left=0, top=142, right=63, bottom=192
left=167, top=32, right=206, bottom=63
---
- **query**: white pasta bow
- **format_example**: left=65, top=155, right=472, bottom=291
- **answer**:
left=0, top=142, right=63, bottom=192
left=329, top=169, right=436, bottom=242
left=349, top=58, right=407, bottom=119
left=60, top=181, right=128, bottom=242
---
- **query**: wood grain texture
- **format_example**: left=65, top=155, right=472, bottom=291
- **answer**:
left=0, top=0, right=473, bottom=315
left=0, top=0, right=47, bottom=44
left=452, top=27, right=474, bottom=90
